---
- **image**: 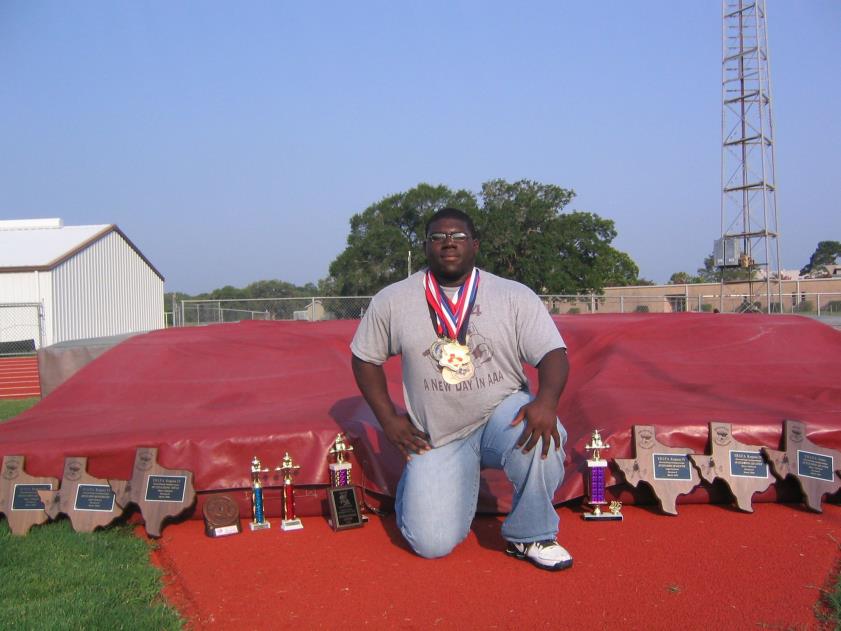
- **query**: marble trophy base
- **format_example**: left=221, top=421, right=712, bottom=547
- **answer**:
left=281, top=518, right=303, bottom=531
left=249, top=520, right=271, bottom=531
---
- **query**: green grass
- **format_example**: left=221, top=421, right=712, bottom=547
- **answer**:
left=0, top=520, right=182, bottom=630
left=0, top=397, right=39, bottom=422
left=1, top=396, right=184, bottom=629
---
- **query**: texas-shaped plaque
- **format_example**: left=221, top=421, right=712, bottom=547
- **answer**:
left=110, top=447, right=196, bottom=537
left=689, top=422, right=774, bottom=512
left=0, top=455, right=58, bottom=535
left=37, top=456, right=125, bottom=532
left=614, top=425, right=701, bottom=515
left=762, top=419, right=841, bottom=512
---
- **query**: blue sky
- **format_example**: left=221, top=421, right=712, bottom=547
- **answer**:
left=1, top=1, right=839, bottom=294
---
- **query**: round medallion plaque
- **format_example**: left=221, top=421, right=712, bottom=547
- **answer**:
left=203, top=494, right=242, bottom=537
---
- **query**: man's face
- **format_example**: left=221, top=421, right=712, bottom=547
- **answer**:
left=424, top=217, right=479, bottom=286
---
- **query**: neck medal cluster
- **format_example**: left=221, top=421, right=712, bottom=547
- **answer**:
left=424, top=268, right=480, bottom=385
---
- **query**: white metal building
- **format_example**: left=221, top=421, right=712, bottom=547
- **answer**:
left=0, top=218, right=164, bottom=349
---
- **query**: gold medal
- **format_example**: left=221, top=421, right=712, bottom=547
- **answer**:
left=442, top=361, right=474, bottom=384
left=439, top=340, right=473, bottom=383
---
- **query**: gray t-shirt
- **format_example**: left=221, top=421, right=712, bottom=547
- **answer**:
left=351, top=269, right=566, bottom=447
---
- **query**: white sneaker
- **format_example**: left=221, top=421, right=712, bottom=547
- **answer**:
left=506, top=540, right=573, bottom=571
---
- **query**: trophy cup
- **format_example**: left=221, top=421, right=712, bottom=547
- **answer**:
left=276, top=452, right=303, bottom=531
left=249, top=456, right=271, bottom=531
left=328, top=432, right=354, bottom=487
left=583, top=430, right=623, bottom=521
left=327, top=433, right=364, bottom=530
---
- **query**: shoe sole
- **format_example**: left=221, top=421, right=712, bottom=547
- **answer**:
left=505, top=548, right=573, bottom=572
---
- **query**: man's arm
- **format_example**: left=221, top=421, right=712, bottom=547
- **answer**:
left=351, top=354, right=431, bottom=459
left=510, top=347, right=569, bottom=459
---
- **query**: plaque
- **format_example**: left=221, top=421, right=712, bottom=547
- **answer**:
left=582, top=430, right=622, bottom=521
left=328, top=486, right=364, bottom=530
left=0, top=455, right=58, bottom=535
left=37, top=456, right=124, bottom=532
left=12, top=484, right=52, bottom=510
left=763, top=420, right=841, bottom=512
left=75, top=484, right=116, bottom=512
left=614, top=425, right=701, bottom=515
left=689, top=423, right=773, bottom=512
left=652, top=453, right=693, bottom=480
left=203, top=494, right=242, bottom=537
left=109, top=447, right=196, bottom=537
left=145, top=475, right=188, bottom=502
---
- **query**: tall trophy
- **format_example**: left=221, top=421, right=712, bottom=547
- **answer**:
left=277, top=452, right=303, bottom=531
left=583, top=430, right=623, bottom=521
left=327, top=433, right=364, bottom=530
left=249, top=456, right=271, bottom=531
left=328, top=432, right=354, bottom=487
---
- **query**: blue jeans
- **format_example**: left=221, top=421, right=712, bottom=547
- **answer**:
left=395, top=390, right=566, bottom=558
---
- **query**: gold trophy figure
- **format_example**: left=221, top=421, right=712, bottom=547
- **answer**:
left=583, top=430, right=623, bottom=521
left=328, top=433, right=354, bottom=487
left=249, top=456, right=271, bottom=531
left=277, top=452, right=303, bottom=531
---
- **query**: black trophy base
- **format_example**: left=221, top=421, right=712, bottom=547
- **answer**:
left=582, top=503, right=623, bottom=521
left=582, top=512, right=623, bottom=521
left=205, top=522, right=242, bottom=537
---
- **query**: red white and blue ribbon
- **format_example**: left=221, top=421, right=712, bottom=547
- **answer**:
left=423, top=268, right=480, bottom=344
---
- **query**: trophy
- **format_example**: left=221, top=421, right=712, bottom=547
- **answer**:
left=327, top=433, right=364, bottom=530
left=249, top=456, right=271, bottom=531
left=583, top=430, right=623, bottom=521
left=276, top=452, right=303, bottom=531
left=328, top=432, right=354, bottom=487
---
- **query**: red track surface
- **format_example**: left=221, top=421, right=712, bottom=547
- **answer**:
left=0, top=356, right=40, bottom=400
left=152, top=502, right=841, bottom=630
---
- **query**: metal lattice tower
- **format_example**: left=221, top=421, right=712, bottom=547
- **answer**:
left=720, top=0, right=782, bottom=312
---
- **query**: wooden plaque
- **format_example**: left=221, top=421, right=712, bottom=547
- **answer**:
left=614, top=425, right=701, bottom=515
left=327, top=486, right=363, bottom=530
left=0, top=455, right=58, bottom=535
left=762, top=419, right=841, bottom=512
left=689, top=422, right=774, bottom=512
left=109, top=447, right=196, bottom=537
left=37, top=456, right=125, bottom=532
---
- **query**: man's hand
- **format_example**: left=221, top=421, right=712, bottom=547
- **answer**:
left=511, top=399, right=561, bottom=459
left=379, top=412, right=432, bottom=460
left=511, top=348, right=569, bottom=459
left=351, top=354, right=432, bottom=460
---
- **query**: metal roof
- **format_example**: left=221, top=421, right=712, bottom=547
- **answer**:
left=0, top=219, right=164, bottom=280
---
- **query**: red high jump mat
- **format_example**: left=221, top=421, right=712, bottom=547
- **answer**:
left=1, top=314, right=840, bottom=516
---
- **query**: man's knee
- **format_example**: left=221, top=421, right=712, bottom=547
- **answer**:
left=504, top=438, right=565, bottom=486
left=399, top=518, right=466, bottom=559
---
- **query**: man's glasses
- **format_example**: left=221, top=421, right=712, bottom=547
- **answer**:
left=426, top=231, right=470, bottom=243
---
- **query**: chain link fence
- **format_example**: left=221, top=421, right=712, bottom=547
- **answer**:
left=0, top=303, right=43, bottom=356
left=174, top=292, right=841, bottom=327
left=541, top=292, right=841, bottom=316
left=175, top=297, right=373, bottom=326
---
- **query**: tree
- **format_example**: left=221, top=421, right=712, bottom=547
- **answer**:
left=800, top=240, right=841, bottom=277
left=475, top=179, right=638, bottom=293
left=327, top=183, right=478, bottom=295
left=327, top=178, right=640, bottom=295
left=668, top=272, right=698, bottom=285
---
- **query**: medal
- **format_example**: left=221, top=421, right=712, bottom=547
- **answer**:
left=424, top=269, right=480, bottom=382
